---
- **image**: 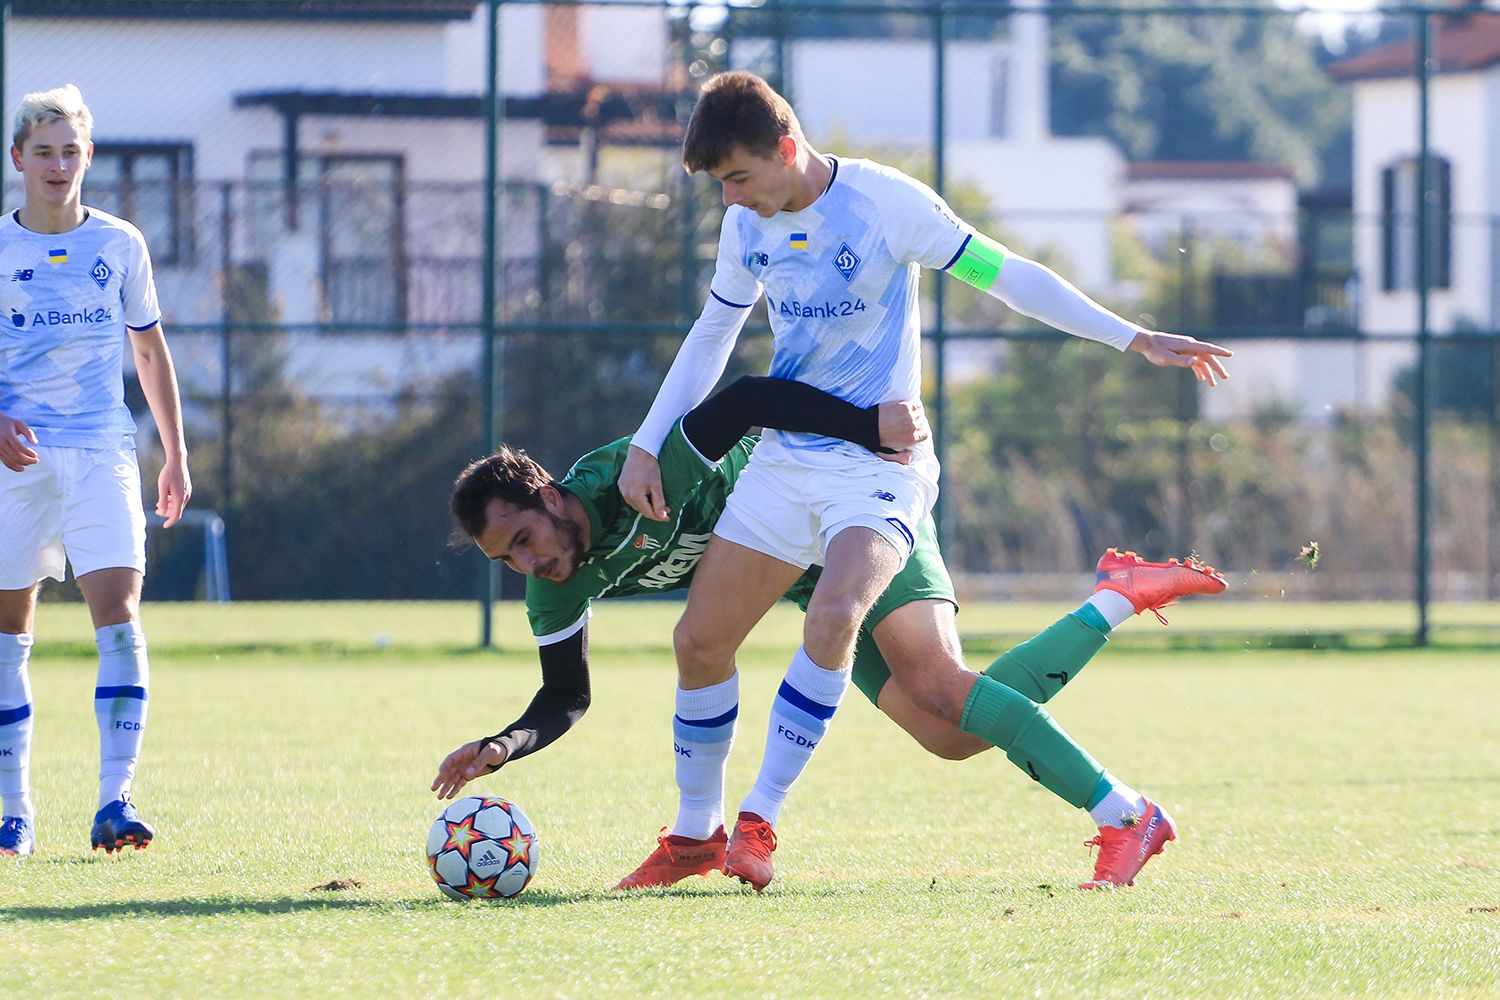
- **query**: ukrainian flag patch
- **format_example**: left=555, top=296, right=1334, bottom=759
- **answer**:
left=789, top=232, right=808, bottom=250
left=47, top=248, right=68, bottom=265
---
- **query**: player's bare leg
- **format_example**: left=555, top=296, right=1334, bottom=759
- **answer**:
left=0, top=586, right=38, bottom=857
left=871, top=600, right=989, bottom=760
left=727, top=526, right=904, bottom=890
left=616, top=536, right=800, bottom=890
left=78, top=568, right=154, bottom=853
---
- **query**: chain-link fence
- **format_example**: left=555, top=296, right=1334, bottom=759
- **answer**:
left=4, top=1, right=1493, bottom=639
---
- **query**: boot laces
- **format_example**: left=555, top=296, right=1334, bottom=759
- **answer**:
left=736, top=821, right=777, bottom=861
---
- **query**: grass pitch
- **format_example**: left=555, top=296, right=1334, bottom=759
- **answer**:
left=5, top=600, right=1499, bottom=998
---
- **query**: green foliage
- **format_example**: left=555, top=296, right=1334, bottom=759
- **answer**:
left=1051, top=1, right=1351, bottom=184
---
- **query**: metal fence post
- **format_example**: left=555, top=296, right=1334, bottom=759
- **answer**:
left=479, top=0, right=503, bottom=648
left=1414, top=9, right=1432, bottom=646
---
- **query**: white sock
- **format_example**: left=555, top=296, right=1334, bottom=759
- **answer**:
left=95, top=622, right=149, bottom=810
left=738, top=647, right=851, bottom=828
left=669, top=672, right=738, bottom=840
left=1087, top=774, right=1149, bottom=829
left=0, top=633, right=35, bottom=821
left=1080, top=589, right=1137, bottom=630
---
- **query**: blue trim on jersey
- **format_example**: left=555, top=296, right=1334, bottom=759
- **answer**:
left=94, top=685, right=147, bottom=701
left=675, top=705, right=739, bottom=729
left=125, top=317, right=162, bottom=332
left=711, top=289, right=755, bottom=310
left=825, top=156, right=839, bottom=192
left=941, top=232, right=972, bottom=272
left=0, top=703, right=32, bottom=726
left=776, top=680, right=837, bottom=720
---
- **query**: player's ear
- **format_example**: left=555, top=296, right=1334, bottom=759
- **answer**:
left=538, top=483, right=565, bottom=514
left=777, top=135, right=797, bottom=166
left=10, top=145, right=21, bottom=172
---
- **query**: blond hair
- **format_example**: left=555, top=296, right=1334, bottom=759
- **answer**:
left=12, top=84, right=93, bottom=150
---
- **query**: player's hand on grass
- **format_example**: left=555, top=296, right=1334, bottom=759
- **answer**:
left=0, top=413, right=39, bottom=473
left=874, top=399, right=929, bottom=464
left=157, top=455, right=192, bottom=528
left=432, top=738, right=509, bottom=799
left=1129, top=331, right=1233, bottom=387
left=620, top=444, right=669, bottom=521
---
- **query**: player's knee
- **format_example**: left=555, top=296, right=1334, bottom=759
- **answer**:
left=673, top=616, right=731, bottom=677
left=802, top=596, right=864, bottom=654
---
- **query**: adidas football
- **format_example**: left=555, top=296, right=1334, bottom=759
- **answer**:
left=426, top=795, right=539, bottom=901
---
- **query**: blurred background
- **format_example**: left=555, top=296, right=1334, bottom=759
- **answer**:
left=4, top=0, right=1496, bottom=641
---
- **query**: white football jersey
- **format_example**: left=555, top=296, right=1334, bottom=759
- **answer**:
left=0, top=207, right=160, bottom=450
left=709, top=157, right=971, bottom=463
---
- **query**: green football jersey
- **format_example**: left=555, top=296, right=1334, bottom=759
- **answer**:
left=524, top=421, right=756, bottom=640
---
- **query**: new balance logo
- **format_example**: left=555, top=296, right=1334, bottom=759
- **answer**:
left=11, top=269, right=32, bottom=281
left=748, top=252, right=769, bottom=267
left=869, top=490, right=896, bottom=502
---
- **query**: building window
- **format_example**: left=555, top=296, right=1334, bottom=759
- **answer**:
left=1381, top=155, right=1451, bottom=292
left=248, top=152, right=406, bottom=324
left=87, top=145, right=193, bottom=267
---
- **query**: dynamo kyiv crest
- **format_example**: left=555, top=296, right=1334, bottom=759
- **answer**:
left=833, top=242, right=860, bottom=282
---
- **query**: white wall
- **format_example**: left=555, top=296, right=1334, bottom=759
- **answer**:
left=947, top=137, right=1123, bottom=290
left=1352, top=73, right=1490, bottom=335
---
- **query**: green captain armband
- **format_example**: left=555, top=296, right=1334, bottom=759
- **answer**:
left=947, top=232, right=1007, bottom=292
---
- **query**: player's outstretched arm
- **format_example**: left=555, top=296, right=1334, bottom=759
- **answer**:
left=431, top=625, right=592, bottom=798
left=0, top=412, right=39, bottom=472
left=128, top=322, right=193, bottom=525
left=951, top=240, right=1233, bottom=386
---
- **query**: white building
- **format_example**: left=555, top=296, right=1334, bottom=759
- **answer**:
left=1327, top=8, right=1498, bottom=336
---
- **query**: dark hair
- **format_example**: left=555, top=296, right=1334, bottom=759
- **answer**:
left=682, top=71, right=803, bottom=174
left=449, top=446, right=555, bottom=542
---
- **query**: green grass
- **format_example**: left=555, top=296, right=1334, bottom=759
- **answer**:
left=6, top=601, right=1500, bottom=997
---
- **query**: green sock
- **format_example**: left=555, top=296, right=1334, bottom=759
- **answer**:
left=982, top=613, right=1108, bottom=704
left=959, top=675, right=1107, bottom=810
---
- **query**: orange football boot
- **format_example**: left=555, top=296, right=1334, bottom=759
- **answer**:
left=1094, top=547, right=1227, bottom=624
left=1079, top=798, right=1177, bottom=889
left=614, top=826, right=727, bottom=889
left=723, top=812, right=777, bottom=892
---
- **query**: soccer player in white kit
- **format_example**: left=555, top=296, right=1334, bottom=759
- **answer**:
left=617, top=72, right=1231, bottom=890
left=0, top=85, right=191, bottom=857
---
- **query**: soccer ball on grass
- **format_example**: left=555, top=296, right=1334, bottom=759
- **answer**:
left=426, top=795, right=539, bottom=900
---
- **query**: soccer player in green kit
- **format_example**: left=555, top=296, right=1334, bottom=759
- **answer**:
left=431, top=376, right=1225, bottom=890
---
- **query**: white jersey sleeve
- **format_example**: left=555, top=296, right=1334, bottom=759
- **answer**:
left=872, top=169, right=974, bottom=271
left=708, top=208, right=764, bottom=308
left=121, top=223, right=161, bottom=330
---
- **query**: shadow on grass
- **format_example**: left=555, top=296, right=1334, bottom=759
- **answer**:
left=1, top=889, right=594, bottom=921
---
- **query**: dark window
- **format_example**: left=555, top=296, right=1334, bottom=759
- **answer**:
left=87, top=144, right=193, bottom=266
left=248, top=152, right=406, bottom=324
left=1381, top=155, right=1451, bottom=292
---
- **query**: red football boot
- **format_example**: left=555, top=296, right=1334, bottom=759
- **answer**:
left=1094, top=547, right=1227, bottom=624
left=614, top=826, right=727, bottom=889
left=723, top=812, right=777, bottom=892
left=1079, top=799, right=1177, bottom=889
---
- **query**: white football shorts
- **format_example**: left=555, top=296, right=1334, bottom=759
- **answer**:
left=713, top=449, right=938, bottom=570
left=0, top=445, right=147, bottom=589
